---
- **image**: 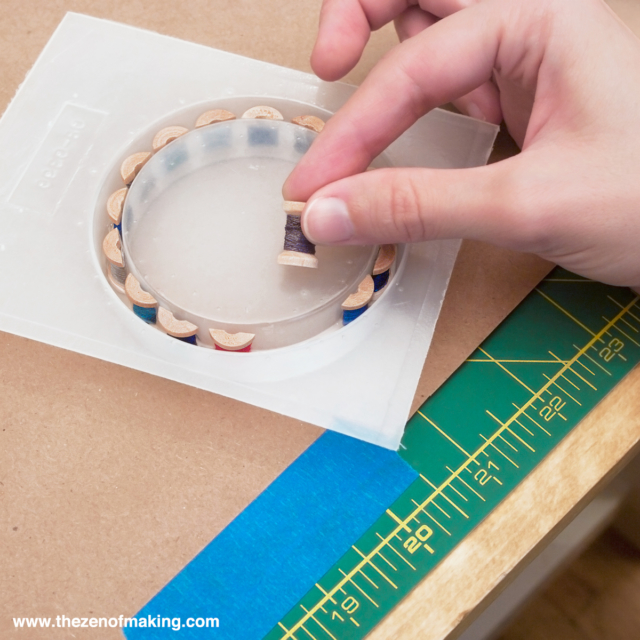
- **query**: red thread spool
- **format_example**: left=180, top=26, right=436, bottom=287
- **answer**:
left=209, top=329, right=255, bottom=353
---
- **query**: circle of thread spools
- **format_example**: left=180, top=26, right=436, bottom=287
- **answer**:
left=103, top=106, right=391, bottom=350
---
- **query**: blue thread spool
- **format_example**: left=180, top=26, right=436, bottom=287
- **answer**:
left=342, top=275, right=375, bottom=326
left=372, top=244, right=397, bottom=296
left=242, top=106, right=283, bottom=147
left=163, top=147, right=190, bottom=173
left=372, top=270, right=390, bottom=292
left=201, top=125, right=233, bottom=150
left=133, top=304, right=157, bottom=324
left=343, top=306, right=368, bottom=324
left=125, top=274, right=158, bottom=325
left=157, top=307, right=199, bottom=345
left=293, top=136, right=311, bottom=155
left=277, top=201, right=318, bottom=269
left=248, top=126, right=278, bottom=146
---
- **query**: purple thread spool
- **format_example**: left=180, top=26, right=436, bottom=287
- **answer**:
left=277, top=201, right=318, bottom=269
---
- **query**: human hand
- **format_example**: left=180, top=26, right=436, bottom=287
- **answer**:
left=283, top=0, right=640, bottom=291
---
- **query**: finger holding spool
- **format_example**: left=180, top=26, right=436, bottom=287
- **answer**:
left=120, top=151, right=151, bottom=185
left=342, top=275, right=374, bottom=325
left=157, top=308, right=199, bottom=345
left=241, top=106, right=284, bottom=120
left=291, top=115, right=325, bottom=133
left=107, top=187, right=128, bottom=230
left=277, top=200, right=318, bottom=269
left=372, top=244, right=397, bottom=296
left=103, top=227, right=127, bottom=293
left=195, top=109, right=236, bottom=128
left=209, top=329, right=255, bottom=353
left=125, top=274, right=158, bottom=324
left=152, top=126, right=189, bottom=152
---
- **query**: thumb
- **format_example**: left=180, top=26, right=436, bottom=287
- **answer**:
left=301, top=163, right=531, bottom=250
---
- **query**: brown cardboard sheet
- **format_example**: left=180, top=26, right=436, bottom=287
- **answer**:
left=1, top=0, right=602, bottom=637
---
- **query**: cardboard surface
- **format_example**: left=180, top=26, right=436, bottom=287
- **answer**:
left=1, top=0, right=631, bottom=637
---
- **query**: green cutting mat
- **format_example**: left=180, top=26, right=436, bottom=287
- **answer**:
left=266, top=267, right=640, bottom=639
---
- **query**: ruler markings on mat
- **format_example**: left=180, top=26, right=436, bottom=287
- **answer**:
left=266, top=268, right=640, bottom=639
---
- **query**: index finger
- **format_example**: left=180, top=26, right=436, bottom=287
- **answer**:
left=312, top=0, right=411, bottom=80
left=285, top=4, right=499, bottom=201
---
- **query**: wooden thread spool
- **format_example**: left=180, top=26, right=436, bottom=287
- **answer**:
left=125, top=274, right=158, bottom=324
left=152, top=126, right=189, bottom=152
left=241, top=106, right=284, bottom=120
left=291, top=115, right=325, bottom=133
left=342, top=275, right=374, bottom=325
left=372, top=244, right=397, bottom=296
left=157, top=307, right=199, bottom=345
left=103, top=227, right=127, bottom=293
left=277, top=200, right=318, bottom=269
left=195, top=109, right=236, bottom=128
left=292, top=115, right=325, bottom=154
left=106, top=187, right=128, bottom=232
left=120, top=151, right=151, bottom=185
left=209, top=329, right=255, bottom=353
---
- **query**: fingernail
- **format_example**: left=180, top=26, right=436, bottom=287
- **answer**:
left=302, top=197, right=354, bottom=243
left=467, top=102, right=487, bottom=122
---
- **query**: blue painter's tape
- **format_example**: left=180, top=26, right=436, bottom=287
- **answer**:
left=125, top=430, right=418, bottom=639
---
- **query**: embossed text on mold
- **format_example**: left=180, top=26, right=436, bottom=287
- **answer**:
left=10, top=103, right=106, bottom=215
